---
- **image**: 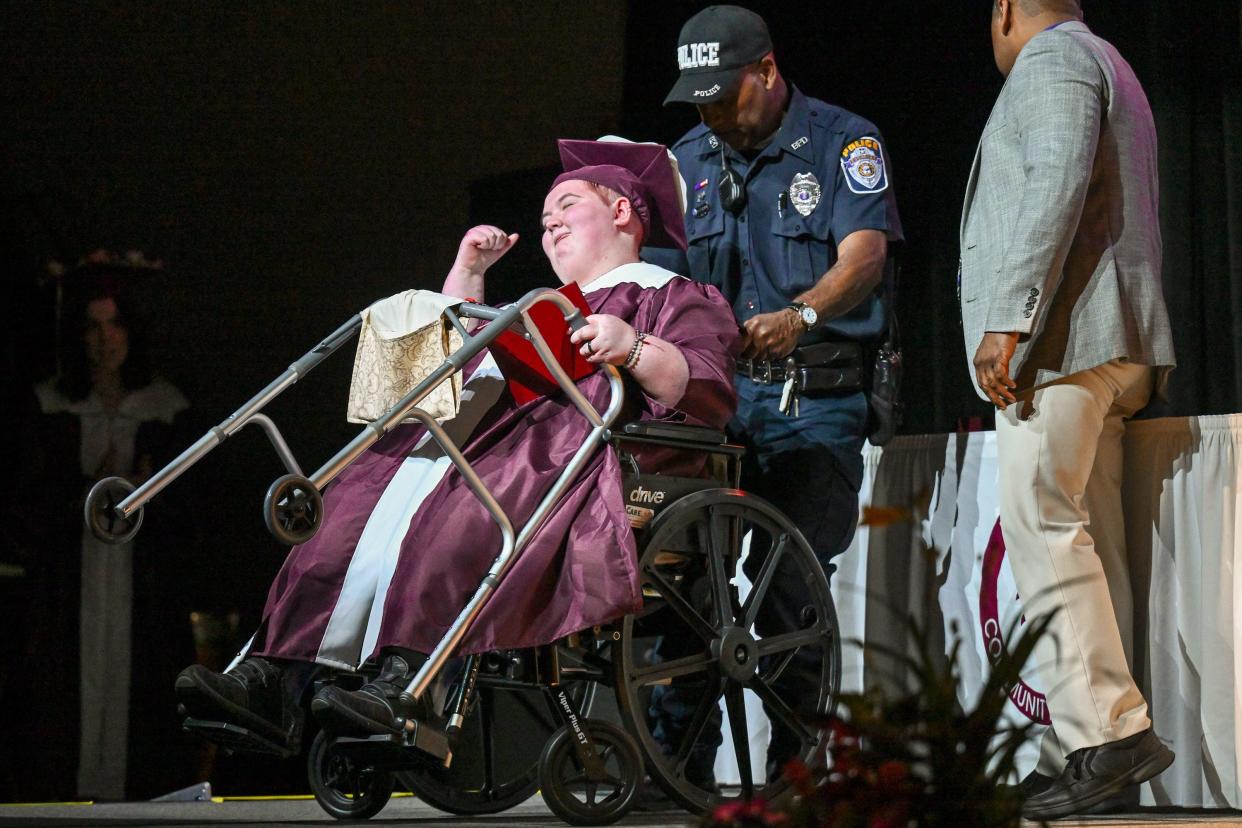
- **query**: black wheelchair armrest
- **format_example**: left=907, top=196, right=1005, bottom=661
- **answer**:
left=620, top=422, right=727, bottom=445
left=612, top=422, right=744, bottom=488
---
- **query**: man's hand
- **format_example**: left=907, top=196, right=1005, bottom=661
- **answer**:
left=740, top=308, right=802, bottom=362
left=973, top=331, right=1020, bottom=409
left=570, top=314, right=638, bottom=365
left=453, top=225, right=518, bottom=276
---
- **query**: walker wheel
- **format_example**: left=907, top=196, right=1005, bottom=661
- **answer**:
left=263, top=473, right=323, bottom=546
left=84, top=476, right=143, bottom=544
left=538, top=720, right=643, bottom=826
left=307, top=730, right=394, bottom=820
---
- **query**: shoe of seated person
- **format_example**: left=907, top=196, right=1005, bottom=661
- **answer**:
left=311, top=653, right=429, bottom=737
left=174, top=657, right=300, bottom=748
left=1021, top=728, right=1173, bottom=820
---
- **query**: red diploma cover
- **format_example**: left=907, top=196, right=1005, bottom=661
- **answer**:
left=489, top=282, right=595, bottom=405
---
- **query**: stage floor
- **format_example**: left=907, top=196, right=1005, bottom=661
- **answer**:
left=2, top=796, right=1242, bottom=827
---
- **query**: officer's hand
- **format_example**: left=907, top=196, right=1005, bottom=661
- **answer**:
left=973, top=331, right=1019, bottom=409
left=570, top=314, right=638, bottom=365
left=453, top=225, right=519, bottom=276
left=741, top=309, right=802, bottom=362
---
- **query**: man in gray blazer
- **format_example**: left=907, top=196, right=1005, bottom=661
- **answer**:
left=960, top=0, right=1176, bottom=819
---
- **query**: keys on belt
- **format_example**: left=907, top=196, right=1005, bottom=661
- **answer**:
left=739, top=345, right=865, bottom=418
left=738, top=357, right=802, bottom=416
left=778, top=357, right=799, bottom=417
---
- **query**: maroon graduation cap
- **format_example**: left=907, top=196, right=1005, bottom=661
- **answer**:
left=553, top=139, right=688, bottom=251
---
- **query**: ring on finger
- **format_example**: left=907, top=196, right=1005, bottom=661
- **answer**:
left=583, top=340, right=594, bottom=355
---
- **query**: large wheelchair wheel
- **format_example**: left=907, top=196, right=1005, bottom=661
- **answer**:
left=614, top=488, right=840, bottom=815
left=308, top=729, right=395, bottom=820
left=397, top=653, right=596, bottom=815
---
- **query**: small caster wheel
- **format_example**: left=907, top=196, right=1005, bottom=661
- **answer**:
left=263, top=473, right=322, bottom=545
left=307, top=730, right=394, bottom=820
left=538, top=719, right=643, bottom=826
left=84, top=476, right=143, bottom=544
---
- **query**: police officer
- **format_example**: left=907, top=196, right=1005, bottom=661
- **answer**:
left=648, top=3, right=903, bottom=787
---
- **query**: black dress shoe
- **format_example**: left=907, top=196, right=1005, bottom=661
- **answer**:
left=1000, top=770, right=1131, bottom=814
left=1022, top=728, right=1174, bottom=820
left=311, top=653, right=428, bottom=736
left=174, top=657, right=301, bottom=749
left=1003, top=769, right=1055, bottom=799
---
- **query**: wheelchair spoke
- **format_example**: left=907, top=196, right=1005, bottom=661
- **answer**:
left=643, top=567, right=719, bottom=642
left=630, top=651, right=713, bottom=686
left=747, top=674, right=814, bottom=745
left=740, top=533, right=789, bottom=630
left=671, top=677, right=726, bottom=775
left=724, top=683, right=753, bottom=798
left=701, top=511, right=736, bottom=626
left=758, top=646, right=798, bottom=686
left=755, top=626, right=826, bottom=658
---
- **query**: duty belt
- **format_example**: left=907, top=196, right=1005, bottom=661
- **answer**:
left=738, top=341, right=864, bottom=416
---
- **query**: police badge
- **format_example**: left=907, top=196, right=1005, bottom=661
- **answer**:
left=788, top=172, right=821, bottom=217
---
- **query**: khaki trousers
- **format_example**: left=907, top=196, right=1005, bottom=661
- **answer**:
left=995, top=359, right=1154, bottom=767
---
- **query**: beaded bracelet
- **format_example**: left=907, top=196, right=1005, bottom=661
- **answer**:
left=624, top=331, right=647, bottom=369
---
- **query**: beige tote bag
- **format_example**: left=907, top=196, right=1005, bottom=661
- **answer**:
left=347, top=290, right=464, bottom=424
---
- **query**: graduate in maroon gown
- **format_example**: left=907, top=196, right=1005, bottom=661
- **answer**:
left=174, top=141, right=739, bottom=750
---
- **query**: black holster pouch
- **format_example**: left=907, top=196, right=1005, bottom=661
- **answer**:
left=866, top=256, right=903, bottom=446
left=867, top=344, right=902, bottom=446
left=793, top=341, right=864, bottom=392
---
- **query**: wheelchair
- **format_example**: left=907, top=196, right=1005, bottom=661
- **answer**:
left=84, top=288, right=840, bottom=825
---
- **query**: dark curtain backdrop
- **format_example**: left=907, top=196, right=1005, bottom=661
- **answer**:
left=1134, top=2, right=1242, bottom=417
left=620, top=0, right=1242, bottom=430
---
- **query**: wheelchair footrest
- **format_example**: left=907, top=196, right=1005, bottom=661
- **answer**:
left=334, top=719, right=451, bottom=766
left=181, top=717, right=298, bottom=759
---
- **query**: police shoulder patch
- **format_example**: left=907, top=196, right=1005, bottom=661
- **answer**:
left=839, top=135, right=888, bottom=195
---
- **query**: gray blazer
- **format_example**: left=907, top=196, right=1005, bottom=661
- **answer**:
left=959, top=21, right=1174, bottom=399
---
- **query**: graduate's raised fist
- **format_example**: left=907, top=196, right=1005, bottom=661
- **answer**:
left=455, top=225, right=519, bottom=275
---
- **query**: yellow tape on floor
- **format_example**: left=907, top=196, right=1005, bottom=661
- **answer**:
left=210, top=792, right=414, bottom=802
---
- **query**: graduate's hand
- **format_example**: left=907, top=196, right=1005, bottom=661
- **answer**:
left=973, top=331, right=1019, bottom=409
left=740, top=308, right=802, bottom=362
left=570, top=314, right=637, bottom=365
left=453, top=225, right=518, bottom=277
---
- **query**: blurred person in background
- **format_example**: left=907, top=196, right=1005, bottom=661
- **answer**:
left=8, top=250, right=195, bottom=800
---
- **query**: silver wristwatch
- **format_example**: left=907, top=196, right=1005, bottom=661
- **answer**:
left=787, top=301, right=818, bottom=330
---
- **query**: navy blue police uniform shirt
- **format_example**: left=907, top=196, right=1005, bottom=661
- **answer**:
left=647, top=88, right=903, bottom=346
